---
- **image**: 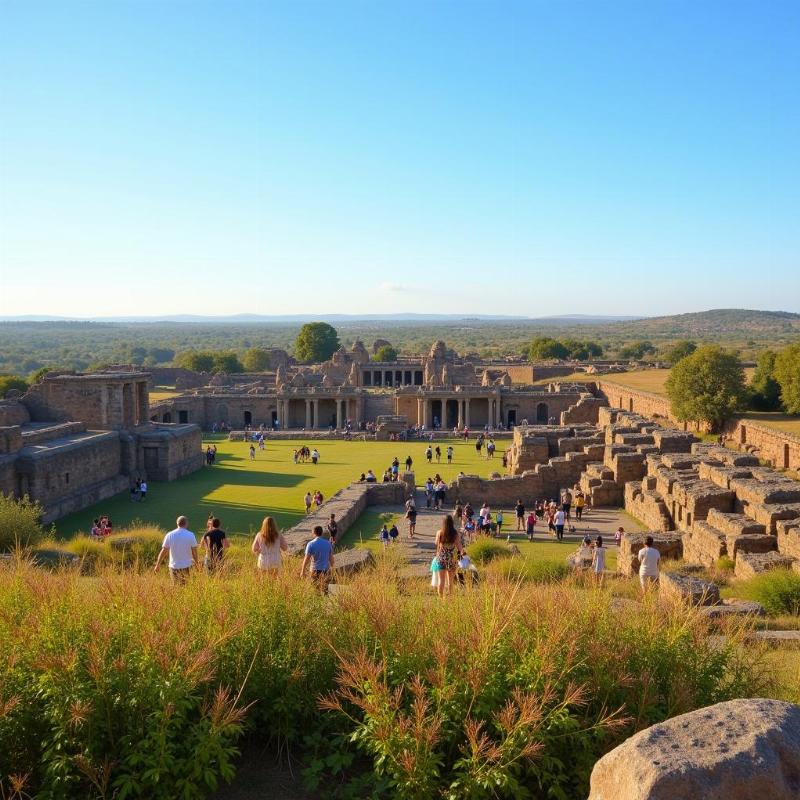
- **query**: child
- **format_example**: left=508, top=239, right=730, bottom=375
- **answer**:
left=389, top=523, right=399, bottom=544
left=496, top=510, right=504, bottom=535
left=380, top=524, right=390, bottom=548
left=614, top=526, right=624, bottom=545
left=526, top=511, right=536, bottom=541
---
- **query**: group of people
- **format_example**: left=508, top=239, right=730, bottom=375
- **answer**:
left=90, top=516, right=114, bottom=537
left=512, top=488, right=587, bottom=541
left=304, top=490, right=325, bottom=513
left=292, top=446, right=320, bottom=464
left=424, top=444, right=454, bottom=464
left=128, top=478, right=148, bottom=502
left=423, top=476, right=449, bottom=509
left=473, top=434, right=496, bottom=458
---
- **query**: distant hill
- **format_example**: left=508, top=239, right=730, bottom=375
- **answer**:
left=601, top=309, right=800, bottom=341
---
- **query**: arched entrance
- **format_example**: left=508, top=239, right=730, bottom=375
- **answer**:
left=536, top=402, right=548, bottom=423
left=244, top=410, right=252, bottom=426
left=507, top=409, right=517, bottom=428
left=162, top=412, right=172, bottom=423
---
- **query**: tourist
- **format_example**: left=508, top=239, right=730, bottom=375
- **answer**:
left=139, top=479, right=147, bottom=501
left=425, top=477, right=434, bottom=508
left=326, top=513, right=338, bottom=547
left=561, top=488, right=572, bottom=520
left=478, top=502, right=489, bottom=531
left=314, top=490, right=324, bottom=508
left=554, top=507, right=566, bottom=540
left=526, top=510, right=536, bottom=541
left=425, top=445, right=433, bottom=463
left=389, top=523, right=399, bottom=544
left=300, top=524, right=334, bottom=591
left=435, top=478, right=447, bottom=510
left=249, top=444, right=256, bottom=461
left=446, top=445, right=453, bottom=464
left=304, top=492, right=313, bottom=514
left=130, top=481, right=139, bottom=502
left=495, top=509, right=504, bottom=535
left=293, top=449, right=299, bottom=464
left=252, top=516, right=287, bottom=572
left=463, top=501, right=474, bottom=523
left=103, top=517, right=113, bottom=535
left=311, top=448, right=320, bottom=465
left=475, top=436, right=483, bottom=457
left=153, top=516, right=198, bottom=582
left=487, top=439, right=495, bottom=459
left=435, top=445, right=441, bottom=463
left=575, top=490, right=585, bottom=521
left=515, top=499, right=525, bottom=531
left=638, top=536, right=661, bottom=592
left=365, top=469, right=377, bottom=483
left=90, top=518, right=102, bottom=538
left=463, top=516, right=476, bottom=544
left=615, top=526, right=624, bottom=545
left=405, top=497, right=417, bottom=538
left=379, top=523, right=390, bottom=548
left=591, top=535, right=606, bottom=584
left=432, top=514, right=462, bottom=598
left=405, top=454, right=413, bottom=471
left=201, top=517, right=229, bottom=572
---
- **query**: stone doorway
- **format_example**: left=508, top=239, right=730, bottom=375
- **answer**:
left=507, top=409, right=517, bottom=428
left=431, top=399, right=443, bottom=429
left=536, top=402, right=548, bottom=423
left=445, top=399, right=459, bottom=429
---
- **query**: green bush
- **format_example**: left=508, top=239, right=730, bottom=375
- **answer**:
left=738, top=569, right=800, bottom=616
left=716, top=555, right=735, bottom=573
left=0, top=494, right=45, bottom=551
left=466, top=536, right=513, bottom=564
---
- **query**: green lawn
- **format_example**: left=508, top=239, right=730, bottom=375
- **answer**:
left=54, top=436, right=508, bottom=540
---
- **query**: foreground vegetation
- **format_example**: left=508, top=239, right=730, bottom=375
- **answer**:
left=0, top=549, right=770, bottom=800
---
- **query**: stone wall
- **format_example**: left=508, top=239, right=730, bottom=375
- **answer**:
left=724, top=418, right=800, bottom=471
left=595, top=380, right=708, bottom=432
left=0, top=400, right=30, bottom=427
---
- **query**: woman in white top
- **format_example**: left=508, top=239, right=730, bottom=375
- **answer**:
left=591, top=535, right=606, bottom=585
left=251, top=516, right=287, bottom=572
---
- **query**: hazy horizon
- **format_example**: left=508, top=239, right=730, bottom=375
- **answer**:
left=1, top=1, right=798, bottom=317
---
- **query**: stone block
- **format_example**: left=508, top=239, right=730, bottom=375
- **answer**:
left=700, top=599, right=766, bottom=619
left=735, top=550, right=796, bottom=580
left=746, top=503, right=800, bottom=535
left=706, top=509, right=766, bottom=538
left=659, top=571, right=720, bottom=606
left=777, top=524, right=800, bottom=560
left=617, top=531, right=683, bottom=577
left=729, top=478, right=800, bottom=507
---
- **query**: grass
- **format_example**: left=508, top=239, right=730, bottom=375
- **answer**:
left=740, top=412, right=800, bottom=436
left=54, top=436, right=508, bottom=540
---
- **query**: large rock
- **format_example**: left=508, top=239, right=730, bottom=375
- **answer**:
left=589, top=698, right=800, bottom=800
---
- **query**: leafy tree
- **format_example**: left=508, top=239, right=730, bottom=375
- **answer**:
left=560, top=339, right=603, bottom=360
left=177, top=350, right=215, bottom=372
left=0, top=494, right=45, bottom=551
left=528, top=337, right=568, bottom=360
left=243, top=347, right=272, bottom=372
left=0, top=374, right=28, bottom=397
left=665, top=346, right=747, bottom=431
left=749, top=350, right=781, bottom=411
left=618, top=341, right=657, bottom=360
left=774, top=342, right=800, bottom=414
left=373, top=345, right=398, bottom=362
left=149, top=347, right=175, bottom=364
left=212, top=352, right=244, bottom=374
left=295, top=323, right=340, bottom=363
left=665, top=340, right=697, bottom=365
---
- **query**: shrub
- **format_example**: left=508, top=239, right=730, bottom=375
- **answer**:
left=716, top=555, right=735, bottom=573
left=738, top=569, right=800, bottom=616
left=466, top=536, right=513, bottom=564
left=0, top=493, right=46, bottom=551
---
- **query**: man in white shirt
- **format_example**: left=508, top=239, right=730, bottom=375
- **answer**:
left=638, top=536, right=661, bottom=592
left=554, top=508, right=566, bottom=540
left=154, top=516, right=198, bottom=583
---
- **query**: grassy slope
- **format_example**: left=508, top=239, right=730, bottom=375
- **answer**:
left=54, top=436, right=509, bottom=539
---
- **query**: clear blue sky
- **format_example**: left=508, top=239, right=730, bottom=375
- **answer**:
left=0, top=0, right=797, bottom=317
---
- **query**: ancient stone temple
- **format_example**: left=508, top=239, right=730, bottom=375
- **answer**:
left=148, top=339, right=598, bottom=431
left=0, top=371, right=202, bottom=522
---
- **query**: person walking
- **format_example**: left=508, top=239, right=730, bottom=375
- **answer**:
left=638, top=536, right=661, bottom=593
left=553, top=507, right=566, bottom=541
left=379, top=523, right=390, bottom=549
left=405, top=496, right=417, bottom=538
left=300, top=525, right=334, bottom=592
left=575, top=490, right=585, bottom=521
left=515, top=499, right=525, bottom=531
left=154, top=516, right=198, bottom=583
left=139, top=479, right=148, bottom=501
left=201, top=517, right=229, bottom=572
left=326, top=513, right=339, bottom=547
left=591, top=535, right=606, bottom=584
left=432, top=514, right=462, bottom=598
left=304, top=492, right=313, bottom=514
left=249, top=444, right=256, bottom=461
left=405, top=455, right=413, bottom=472
left=252, top=516, right=287, bottom=573
left=446, top=445, right=453, bottom=464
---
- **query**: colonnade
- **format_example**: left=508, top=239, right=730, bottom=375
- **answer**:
left=415, top=395, right=503, bottom=429
left=275, top=396, right=359, bottom=429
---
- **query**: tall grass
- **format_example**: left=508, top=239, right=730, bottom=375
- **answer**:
left=0, top=555, right=767, bottom=799
left=736, top=568, right=800, bottom=616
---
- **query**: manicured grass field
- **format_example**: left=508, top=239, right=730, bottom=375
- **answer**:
left=54, top=436, right=509, bottom=540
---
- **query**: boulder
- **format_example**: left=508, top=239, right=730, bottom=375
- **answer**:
left=589, top=698, right=800, bottom=800
left=699, top=599, right=766, bottom=619
left=659, top=571, right=720, bottom=606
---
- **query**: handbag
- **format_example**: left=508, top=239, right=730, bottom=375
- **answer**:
left=430, top=557, right=442, bottom=573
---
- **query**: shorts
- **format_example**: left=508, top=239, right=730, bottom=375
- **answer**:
left=555, top=525, right=564, bottom=535
left=169, top=567, right=192, bottom=583
left=639, top=574, right=659, bottom=589
left=562, top=503, right=570, bottom=513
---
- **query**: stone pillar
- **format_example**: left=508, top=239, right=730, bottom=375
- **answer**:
left=422, top=399, right=429, bottom=428
left=495, top=396, right=502, bottom=427
left=313, top=399, right=319, bottom=429
left=305, top=399, right=311, bottom=429
left=457, top=399, right=463, bottom=429
left=464, top=398, right=471, bottom=428
left=122, top=383, right=136, bottom=429
left=416, top=398, right=422, bottom=426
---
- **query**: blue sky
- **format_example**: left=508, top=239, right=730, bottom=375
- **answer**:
left=0, top=0, right=797, bottom=317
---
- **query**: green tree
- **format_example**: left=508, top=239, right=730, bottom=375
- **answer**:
left=373, top=345, right=398, bottom=362
left=750, top=350, right=781, bottom=411
left=295, top=323, right=340, bottom=363
left=0, top=494, right=45, bottom=551
left=212, top=352, right=244, bottom=374
left=0, top=374, right=29, bottom=397
left=619, top=341, right=657, bottom=360
left=560, top=339, right=603, bottom=360
left=243, top=347, right=272, bottom=372
left=528, top=337, right=568, bottom=360
left=177, top=350, right=215, bottom=372
left=665, top=340, right=697, bottom=365
left=774, top=342, right=800, bottom=414
left=665, top=346, right=747, bottom=430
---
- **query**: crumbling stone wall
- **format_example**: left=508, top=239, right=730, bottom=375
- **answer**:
left=724, top=418, right=800, bottom=471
